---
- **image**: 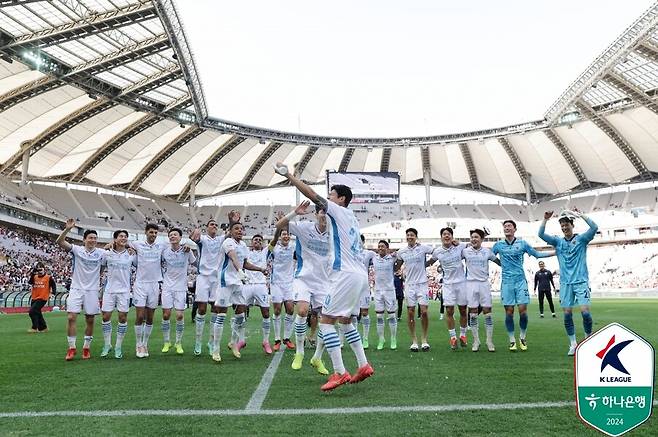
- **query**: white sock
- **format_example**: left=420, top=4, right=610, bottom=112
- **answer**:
left=273, top=315, right=281, bottom=341
left=143, top=323, right=153, bottom=346
left=320, top=323, right=345, bottom=374
left=83, top=335, right=92, bottom=349
left=208, top=313, right=217, bottom=344
left=340, top=323, right=368, bottom=368
left=449, top=328, right=456, bottom=339
left=235, top=313, right=246, bottom=343
left=134, top=324, right=143, bottom=347
left=161, top=319, right=171, bottom=343
left=175, top=320, right=184, bottom=344
left=230, top=316, right=238, bottom=345
left=262, top=317, right=271, bottom=342
left=116, top=322, right=127, bottom=348
left=195, top=314, right=205, bottom=343
left=387, top=313, right=397, bottom=340
left=469, top=314, right=479, bottom=343
left=67, top=336, right=76, bottom=348
left=485, top=314, right=494, bottom=343
left=361, top=315, right=370, bottom=340
left=283, top=313, right=294, bottom=340
left=312, top=329, right=325, bottom=360
left=460, top=325, right=467, bottom=338
left=212, top=313, right=226, bottom=351
left=376, top=314, right=385, bottom=340
left=294, top=315, right=307, bottom=354
left=102, top=320, right=112, bottom=346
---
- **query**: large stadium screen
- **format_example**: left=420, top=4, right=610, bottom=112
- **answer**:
left=326, top=171, right=400, bottom=204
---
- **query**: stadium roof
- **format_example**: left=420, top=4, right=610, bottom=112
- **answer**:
left=1, top=1, right=658, bottom=202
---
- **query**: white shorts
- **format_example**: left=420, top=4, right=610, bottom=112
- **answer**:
left=216, top=284, right=244, bottom=307
left=67, top=288, right=100, bottom=315
left=404, top=282, right=429, bottom=307
left=443, top=281, right=467, bottom=307
left=101, top=292, right=130, bottom=313
left=243, top=283, right=269, bottom=307
left=466, top=280, right=493, bottom=308
left=293, top=279, right=327, bottom=309
left=322, top=271, right=367, bottom=318
left=133, top=282, right=160, bottom=309
left=195, top=275, right=219, bottom=303
left=374, top=288, right=396, bottom=313
left=358, top=282, right=371, bottom=310
left=162, top=289, right=187, bottom=311
left=270, top=282, right=294, bottom=304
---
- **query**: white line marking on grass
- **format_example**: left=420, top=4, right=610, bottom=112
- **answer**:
left=245, top=350, right=285, bottom=411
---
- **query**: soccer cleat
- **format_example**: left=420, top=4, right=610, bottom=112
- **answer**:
left=552, top=313, right=556, bottom=318
left=143, top=346, right=150, bottom=357
left=226, top=341, right=233, bottom=351
left=100, top=345, right=112, bottom=358
left=486, top=341, right=496, bottom=352
left=310, top=357, right=329, bottom=375
left=472, top=340, right=480, bottom=352
left=65, top=347, right=76, bottom=361
left=459, top=335, right=468, bottom=347
left=175, top=343, right=184, bottom=355
left=509, top=341, right=517, bottom=352
left=262, top=341, right=273, bottom=355
left=540, top=313, right=544, bottom=318
left=292, top=352, right=304, bottom=370
left=236, top=340, right=246, bottom=351
left=390, top=338, right=397, bottom=350
left=377, top=338, right=385, bottom=350
left=194, top=341, right=202, bottom=356
left=362, top=337, right=369, bottom=350
left=136, top=346, right=144, bottom=359
left=39, top=328, right=49, bottom=333
left=161, top=342, right=171, bottom=353
left=421, top=342, right=430, bottom=352
left=283, top=338, right=295, bottom=350
left=27, top=328, right=38, bottom=333
left=114, top=347, right=123, bottom=359
left=231, top=342, right=241, bottom=359
left=567, top=344, right=576, bottom=356
left=409, top=342, right=419, bottom=352
left=82, top=347, right=91, bottom=360
left=321, top=372, right=352, bottom=392
left=350, top=363, right=374, bottom=384
left=519, top=339, right=528, bottom=351
left=212, top=351, right=222, bottom=363
left=273, top=340, right=282, bottom=352
left=450, top=337, right=458, bottom=351
left=439, top=314, right=444, bottom=320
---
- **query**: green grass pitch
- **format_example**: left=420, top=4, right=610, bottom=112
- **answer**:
left=0, top=299, right=656, bottom=436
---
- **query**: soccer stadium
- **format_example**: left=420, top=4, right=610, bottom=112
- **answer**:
left=0, top=0, right=657, bottom=435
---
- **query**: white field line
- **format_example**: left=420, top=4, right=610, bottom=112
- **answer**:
left=245, top=349, right=285, bottom=411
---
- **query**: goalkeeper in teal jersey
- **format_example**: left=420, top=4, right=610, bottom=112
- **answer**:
left=538, top=210, right=598, bottom=356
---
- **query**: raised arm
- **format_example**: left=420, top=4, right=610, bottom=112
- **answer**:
left=274, top=162, right=328, bottom=210
left=55, top=218, right=76, bottom=251
left=538, top=211, right=559, bottom=247
left=275, top=201, right=311, bottom=232
left=524, top=241, right=554, bottom=259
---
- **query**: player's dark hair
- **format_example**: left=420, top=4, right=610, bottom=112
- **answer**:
left=378, top=240, right=389, bottom=247
left=83, top=229, right=97, bottom=239
left=207, top=219, right=218, bottom=226
left=502, top=219, right=517, bottom=229
left=360, top=234, right=365, bottom=243
left=405, top=227, right=418, bottom=236
left=330, top=184, right=353, bottom=206
left=113, top=229, right=128, bottom=239
left=558, top=216, right=574, bottom=225
left=470, top=229, right=485, bottom=239
left=252, top=234, right=263, bottom=240
left=145, top=223, right=158, bottom=232
left=169, top=227, right=182, bottom=237
left=440, top=227, right=453, bottom=236
left=229, top=221, right=243, bottom=230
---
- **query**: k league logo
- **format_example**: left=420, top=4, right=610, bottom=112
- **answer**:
left=575, top=323, right=654, bottom=437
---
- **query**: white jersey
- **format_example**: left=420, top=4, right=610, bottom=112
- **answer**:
left=220, top=238, right=248, bottom=287
left=269, top=242, right=294, bottom=284
left=432, top=243, right=466, bottom=285
left=70, top=245, right=107, bottom=290
left=246, top=247, right=268, bottom=284
left=397, top=244, right=434, bottom=285
left=373, top=253, right=396, bottom=291
left=130, top=240, right=166, bottom=283
left=462, top=246, right=497, bottom=282
left=326, top=201, right=363, bottom=274
left=361, top=249, right=375, bottom=272
left=103, top=249, right=134, bottom=294
left=289, top=221, right=330, bottom=289
left=196, top=234, right=225, bottom=276
left=162, top=246, right=195, bottom=291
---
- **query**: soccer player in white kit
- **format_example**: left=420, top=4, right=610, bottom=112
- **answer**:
left=395, top=228, right=433, bottom=352
left=462, top=229, right=500, bottom=352
left=276, top=201, right=331, bottom=374
left=358, top=234, right=375, bottom=349
left=268, top=227, right=296, bottom=351
left=243, top=234, right=273, bottom=354
left=211, top=222, right=267, bottom=362
left=372, top=240, right=398, bottom=350
left=428, top=227, right=468, bottom=351
left=160, top=228, right=196, bottom=355
left=100, top=229, right=135, bottom=359
left=56, top=218, right=107, bottom=361
left=274, top=162, right=374, bottom=391
left=129, top=223, right=166, bottom=358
